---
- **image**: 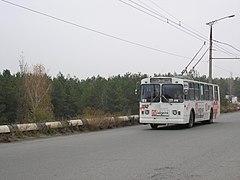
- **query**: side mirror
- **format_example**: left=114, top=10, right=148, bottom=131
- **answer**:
left=135, top=81, right=140, bottom=95
left=184, top=89, right=188, bottom=95
left=135, top=89, right=138, bottom=95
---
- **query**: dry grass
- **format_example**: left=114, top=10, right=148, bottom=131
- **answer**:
left=82, top=107, right=126, bottom=131
left=221, top=104, right=240, bottom=113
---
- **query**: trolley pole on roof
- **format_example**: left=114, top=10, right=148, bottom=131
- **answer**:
left=206, top=15, right=235, bottom=83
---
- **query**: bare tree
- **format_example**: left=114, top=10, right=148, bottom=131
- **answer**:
left=24, top=65, right=50, bottom=109
left=18, top=59, right=53, bottom=123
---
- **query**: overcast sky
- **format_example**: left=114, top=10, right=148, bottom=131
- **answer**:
left=1, top=0, right=240, bottom=79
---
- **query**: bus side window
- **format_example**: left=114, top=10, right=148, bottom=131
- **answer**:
left=194, top=83, right=200, bottom=100
left=189, top=82, right=194, bottom=100
left=200, top=84, right=204, bottom=100
left=209, top=85, right=213, bottom=101
left=204, top=85, right=209, bottom=100
left=184, top=90, right=189, bottom=101
left=214, top=86, right=219, bottom=101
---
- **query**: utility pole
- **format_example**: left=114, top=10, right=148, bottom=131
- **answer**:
left=208, top=25, right=213, bottom=83
left=230, top=72, right=233, bottom=102
left=206, top=15, right=235, bottom=83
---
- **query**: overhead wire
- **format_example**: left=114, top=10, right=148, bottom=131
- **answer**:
left=135, top=0, right=166, bottom=18
left=120, top=0, right=240, bottom=75
left=2, top=0, right=239, bottom=76
left=213, top=42, right=240, bottom=57
left=213, top=42, right=239, bottom=58
left=213, top=39, right=240, bottom=55
left=123, top=0, right=239, bottom=58
left=119, top=0, right=207, bottom=42
left=146, top=0, right=209, bottom=42
left=213, top=47, right=240, bottom=57
left=0, top=0, right=191, bottom=59
left=144, top=0, right=239, bottom=58
left=199, top=60, right=240, bottom=77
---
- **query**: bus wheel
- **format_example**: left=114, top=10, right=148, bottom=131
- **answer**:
left=150, top=124, right=158, bottom=129
left=187, top=111, right=194, bottom=128
left=206, top=109, right=213, bottom=124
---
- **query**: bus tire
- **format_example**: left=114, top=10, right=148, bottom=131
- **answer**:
left=206, top=109, right=213, bottom=124
left=187, top=111, right=194, bottom=128
left=150, top=124, right=158, bottom=129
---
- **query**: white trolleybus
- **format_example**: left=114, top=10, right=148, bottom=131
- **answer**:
left=139, top=76, right=220, bottom=129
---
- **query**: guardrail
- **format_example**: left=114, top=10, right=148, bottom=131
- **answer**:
left=0, top=115, right=139, bottom=134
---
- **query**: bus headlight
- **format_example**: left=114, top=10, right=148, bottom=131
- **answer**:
left=145, top=110, right=149, bottom=115
left=172, top=110, right=177, bottom=115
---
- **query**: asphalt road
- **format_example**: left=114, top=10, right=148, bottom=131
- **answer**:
left=0, top=112, right=240, bottom=180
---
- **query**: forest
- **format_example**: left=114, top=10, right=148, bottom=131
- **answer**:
left=0, top=65, right=240, bottom=125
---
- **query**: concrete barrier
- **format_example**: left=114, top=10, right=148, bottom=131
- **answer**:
left=45, top=121, right=63, bottom=129
left=16, top=123, right=39, bottom=132
left=0, top=115, right=139, bottom=134
left=0, top=120, right=83, bottom=134
left=130, top=115, right=139, bottom=119
left=0, top=125, right=11, bottom=133
left=68, top=119, right=83, bottom=126
left=117, top=116, right=129, bottom=121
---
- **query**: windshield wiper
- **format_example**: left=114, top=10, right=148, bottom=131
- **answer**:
left=161, top=95, right=172, bottom=105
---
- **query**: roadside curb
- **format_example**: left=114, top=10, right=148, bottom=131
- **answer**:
left=0, top=115, right=139, bottom=134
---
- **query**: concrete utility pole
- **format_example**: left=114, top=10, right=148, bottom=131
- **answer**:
left=206, top=15, right=235, bottom=83
left=230, top=72, right=233, bottom=99
left=208, top=25, right=213, bottom=83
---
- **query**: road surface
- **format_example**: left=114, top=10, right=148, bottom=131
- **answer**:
left=0, top=112, right=240, bottom=180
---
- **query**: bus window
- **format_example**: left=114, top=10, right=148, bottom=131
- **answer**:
left=214, top=86, right=219, bottom=101
left=194, top=83, right=200, bottom=100
left=189, top=82, right=194, bottom=100
left=209, top=85, right=213, bottom=101
left=141, top=84, right=160, bottom=103
left=200, top=84, right=204, bottom=100
left=162, top=84, right=183, bottom=103
left=184, top=89, right=189, bottom=101
left=204, top=84, right=209, bottom=100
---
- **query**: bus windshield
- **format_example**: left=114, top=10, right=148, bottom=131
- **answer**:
left=141, top=84, right=160, bottom=103
left=162, top=84, right=183, bottom=103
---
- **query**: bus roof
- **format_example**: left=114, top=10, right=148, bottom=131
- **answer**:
left=141, top=76, right=218, bottom=86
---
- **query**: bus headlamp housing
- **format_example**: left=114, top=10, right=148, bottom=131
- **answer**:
left=145, top=110, right=149, bottom=115
left=172, top=110, right=177, bottom=115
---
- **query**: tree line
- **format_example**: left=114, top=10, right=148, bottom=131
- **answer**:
left=0, top=64, right=145, bottom=125
left=0, top=66, right=239, bottom=125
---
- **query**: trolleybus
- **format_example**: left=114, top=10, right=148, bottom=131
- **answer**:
left=138, top=76, right=220, bottom=129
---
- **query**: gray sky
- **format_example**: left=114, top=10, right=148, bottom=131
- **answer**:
left=1, top=0, right=240, bottom=79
